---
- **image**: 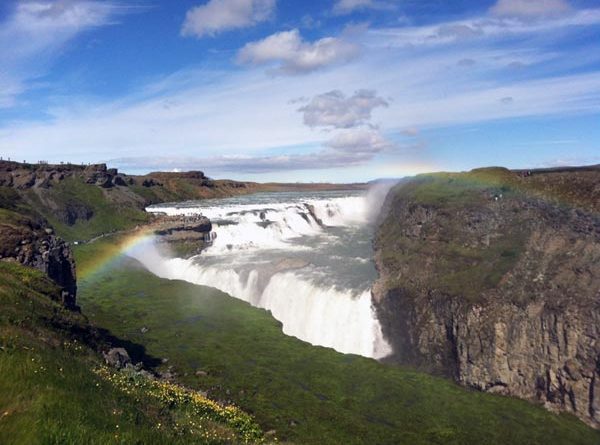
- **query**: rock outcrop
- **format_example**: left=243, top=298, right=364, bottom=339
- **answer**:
left=152, top=215, right=213, bottom=258
left=373, top=166, right=600, bottom=428
left=0, top=210, right=77, bottom=309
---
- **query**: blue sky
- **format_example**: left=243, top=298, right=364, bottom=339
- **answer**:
left=0, top=0, right=599, bottom=182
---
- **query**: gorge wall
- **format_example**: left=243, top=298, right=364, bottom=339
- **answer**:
left=0, top=190, right=77, bottom=309
left=373, top=166, right=600, bottom=428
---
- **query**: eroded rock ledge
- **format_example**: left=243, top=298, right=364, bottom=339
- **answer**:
left=151, top=214, right=213, bottom=258
left=0, top=215, right=77, bottom=309
left=373, top=167, right=600, bottom=428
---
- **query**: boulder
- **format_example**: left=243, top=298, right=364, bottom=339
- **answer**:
left=103, top=348, right=131, bottom=369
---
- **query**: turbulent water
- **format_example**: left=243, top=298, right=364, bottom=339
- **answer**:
left=139, top=189, right=392, bottom=359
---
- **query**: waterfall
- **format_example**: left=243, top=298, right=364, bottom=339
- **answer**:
left=142, top=192, right=392, bottom=359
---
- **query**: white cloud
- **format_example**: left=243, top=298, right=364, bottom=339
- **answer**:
left=2, top=5, right=600, bottom=177
left=299, top=90, right=388, bottom=129
left=237, top=29, right=360, bottom=74
left=333, top=0, right=394, bottom=15
left=1, top=1, right=124, bottom=64
left=326, top=128, right=393, bottom=153
left=0, top=0, right=128, bottom=108
left=112, top=151, right=369, bottom=173
left=490, top=0, right=571, bottom=18
left=181, top=0, right=275, bottom=38
left=368, top=8, right=600, bottom=48
left=111, top=129, right=394, bottom=173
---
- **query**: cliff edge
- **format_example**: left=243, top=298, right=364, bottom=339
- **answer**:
left=373, top=166, right=600, bottom=428
left=0, top=188, right=77, bottom=309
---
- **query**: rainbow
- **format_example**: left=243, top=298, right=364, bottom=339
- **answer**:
left=77, top=229, right=156, bottom=281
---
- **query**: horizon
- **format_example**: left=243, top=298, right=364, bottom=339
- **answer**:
left=1, top=0, right=600, bottom=182
left=2, top=157, right=599, bottom=185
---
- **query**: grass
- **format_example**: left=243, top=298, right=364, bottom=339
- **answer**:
left=376, top=168, right=531, bottom=301
left=72, top=235, right=600, bottom=445
left=25, top=177, right=150, bottom=242
left=0, top=261, right=267, bottom=445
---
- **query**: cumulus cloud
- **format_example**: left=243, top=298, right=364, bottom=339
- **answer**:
left=236, top=29, right=359, bottom=74
left=181, top=0, right=275, bottom=38
left=333, top=0, right=394, bottom=15
left=299, top=90, right=388, bottom=129
left=490, top=0, right=571, bottom=18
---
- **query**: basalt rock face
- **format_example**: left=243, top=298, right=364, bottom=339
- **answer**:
left=152, top=215, right=213, bottom=258
left=373, top=167, right=600, bottom=428
left=0, top=160, right=128, bottom=190
left=0, top=212, right=77, bottom=309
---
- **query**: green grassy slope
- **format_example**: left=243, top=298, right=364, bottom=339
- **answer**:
left=375, top=167, right=599, bottom=302
left=74, top=238, right=600, bottom=445
left=25, top=177, right=150, bottom=242
left=0, top=262, right=266, bottom=445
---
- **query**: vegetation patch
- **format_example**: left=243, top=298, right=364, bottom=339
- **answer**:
left=0, top=261, right=267, bottom=444
left=25, top=177, right=149, bottom=242
left=94, top=366, right=264, bottom=443
left=73, top=238, right=600, bottom=445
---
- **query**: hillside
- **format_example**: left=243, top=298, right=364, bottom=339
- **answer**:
left=71, top=234, right=600, bottom=445
left=0, top=160, right=364, bottom=242
left=0, top=261, right=266, bottom=444
left=373, top=165, right=600, bottom=428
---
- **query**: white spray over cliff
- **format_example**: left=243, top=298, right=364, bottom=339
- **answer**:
left=140, top=190, right=393, bottom=359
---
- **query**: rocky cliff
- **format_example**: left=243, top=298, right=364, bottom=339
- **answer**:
left=151, top=214, right=213, bottom=258
left=0, top=195, right=77, bottom=309
left=373, top=166, right=600, bottom=428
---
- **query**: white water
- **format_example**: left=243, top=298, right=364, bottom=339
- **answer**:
left=140, top=190, right=392, bottom=359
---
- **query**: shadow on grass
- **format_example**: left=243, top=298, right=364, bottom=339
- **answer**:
left=47, top=312, right=163, bottom=369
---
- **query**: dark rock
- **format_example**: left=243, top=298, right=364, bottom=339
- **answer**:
left=112, top=175, right=128, bottom=187
left=304, top=203, right=324, bottom=226
left=96, top=175, right=113, bottom=188
left=56, top=202, right=94, bottom=225
left=1, top=216, right=77, bottom=309
left=104, top=348, right=131, bottom=369
left=152, top=215, right=213, bottom=258
left=373, top=169, right=600, bottom=428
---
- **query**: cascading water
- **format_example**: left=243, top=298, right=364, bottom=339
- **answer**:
left=139, top=190, right=392, bottom=359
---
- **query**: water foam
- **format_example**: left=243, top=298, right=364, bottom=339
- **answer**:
left=143, top=192, right=392, bottom=359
